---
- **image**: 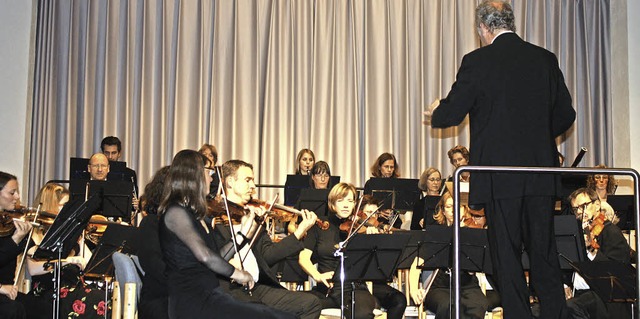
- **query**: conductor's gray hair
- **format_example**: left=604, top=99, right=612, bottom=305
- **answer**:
left=476, top=1, right=516, bottom=33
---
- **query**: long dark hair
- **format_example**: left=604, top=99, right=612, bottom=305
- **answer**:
left=143, top=166, right=171, bottom=215
left=159, top=150, right=209, bottom=219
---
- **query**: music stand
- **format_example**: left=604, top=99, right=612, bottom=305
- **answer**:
left=295, top=188, right=331, bottom=219
left=396, top=230, right=427, bottom=269
left=417, top=225, right=492, bottom=274
left=522, top=215, right=587, bottom=270
left=69, top=180, right=133, bottom=219
left=607, top=195, right=635, bottom=231
left=84, top=224, right=139, bottom=278
left=284, top=175, right=310, bottom=206
left=363, top=178, right=420, bottom=211
left=569, top=260, right=637, bottom=303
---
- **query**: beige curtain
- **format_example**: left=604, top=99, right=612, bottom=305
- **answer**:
left=28, top=0, right=610, bottom=201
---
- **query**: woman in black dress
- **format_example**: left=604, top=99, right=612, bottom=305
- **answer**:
left=158, top=150, right=291, bottom=319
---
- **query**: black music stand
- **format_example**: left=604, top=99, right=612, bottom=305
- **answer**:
left=84, top=224, right=139, bottom=277
left=607, top=195, right=635, bottom=231
left=295, top=188, right=331, bottom=219
left=417, top=225, right=493, bottom=274
left=284, top=175, right=310, bottom=206
left=396, top=230, right=427, bottom=269
left=569, top=260, right=637, bottom=303
left=522, top=215, right=587, bottom=270
left=363, top=178, right=420, bottom=211
left=69, top=180, right=133, bottom=219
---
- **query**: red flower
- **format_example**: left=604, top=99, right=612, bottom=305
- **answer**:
left=59, top=287, right=69, bottom=298
left=72, top=300, right=86, bottom=314
left=95, top=301, right=106, bottom=316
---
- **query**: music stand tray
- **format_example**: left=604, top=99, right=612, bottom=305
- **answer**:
left=522, top=215, right=587, bottom=270
left=571, top=260, right=637, bottom=303
left=332, top=233, right=411, bottom=282
left=84, top=224, right=139, bottom=277
left=396, top=230, right=427, bottom=269
left=69, top=180, right=133, bottom=219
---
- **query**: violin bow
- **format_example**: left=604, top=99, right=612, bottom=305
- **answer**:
left=346, top=194, right=365, bottom=240
left=216, top=166, right=245, bottom=272
left=14, top=203, right=42, bottom=286
left=240, top=194, right=278, bottom=263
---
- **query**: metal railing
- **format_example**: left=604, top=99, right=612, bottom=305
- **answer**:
left=451, top=166, right=640, bottom=319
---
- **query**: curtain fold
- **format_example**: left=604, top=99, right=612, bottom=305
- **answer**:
left=28, top=0, right=610, bottom=202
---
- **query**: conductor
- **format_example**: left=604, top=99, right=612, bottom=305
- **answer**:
left=424, top=1, right=576, bottom=318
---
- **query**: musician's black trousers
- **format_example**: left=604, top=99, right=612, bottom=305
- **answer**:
left=485, top=196, right=568, bottom=319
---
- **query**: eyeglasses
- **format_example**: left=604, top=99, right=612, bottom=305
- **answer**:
left=90, top=164, right=108, bottom=169
left=428, top=178, right=442, bottom=182
left=594, top=175, right=608, bottom=181
left=571, top=199, right=595, bottom=214
left=470, top=214, right=485, bottom=219
left=314, top=173, right=329, bottom=180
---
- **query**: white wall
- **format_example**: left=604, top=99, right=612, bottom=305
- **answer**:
left=628, top=1, right=640, bottom=174
left=0, top=0, right=33, bottom=197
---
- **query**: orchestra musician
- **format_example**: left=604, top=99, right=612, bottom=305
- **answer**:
left=446, top=146, right=470, bottom=182
left=26, top=183, right=107, bottom=318
left=137, top=166, right=170, bottom=319
left=310, top=161, right=332, bottom=190
left=158, top=150, right=288, bottom=319
left=411, top=167, right=443, bottom=230
left=87, top=153, right=109, bottom=181
left=101, top=136, right=139, bottom=196
left=0, top=172, right=50, bottom=319
left=198, top=143, right=221, bottom=198
left=585, top=165, right=617, bottom=202
left=409, top=191, right=489, bottom=319
left=298, top=183, right=379, bottom=319
left=424, top=1, right=576, bottom=318
left=295, top=149, right=316, bottom=175
left=209, top=159, right=322, bottom=319
left=564, top=187, right=632, bottom=319
left=364, top=153, right=402, bottom=229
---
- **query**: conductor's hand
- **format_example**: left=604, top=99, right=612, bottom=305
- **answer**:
left=422, top=99, right=440, bottom=125
left=11, top=219, right=32, bottom=245
left=230, top=269, right=255, bottom=290
left=293, top=209, right=318, bottom=240
left=0, top=284, right=19, bottom=300
left=314, top=271, right=334, bottom=289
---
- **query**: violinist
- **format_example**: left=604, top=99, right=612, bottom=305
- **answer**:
left=564, top=187, right=632, bottom=319
left=209, top=159, right=322, bottom=319
left=409, top=191, right=489, bottom=319
left=26, top=183, right=107, bottom=319
left=0, top=172, right=50, bottom=319
left=298, top=183, right=378, bottom=319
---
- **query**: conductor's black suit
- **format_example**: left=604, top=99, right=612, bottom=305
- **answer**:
left=431, top=32, right=576, bottom=318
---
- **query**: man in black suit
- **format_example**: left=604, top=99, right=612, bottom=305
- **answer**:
left=424, top=1, right=576, bottom=318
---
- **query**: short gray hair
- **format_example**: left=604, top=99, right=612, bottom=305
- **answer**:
left=476, top=1, right=516, bottom=33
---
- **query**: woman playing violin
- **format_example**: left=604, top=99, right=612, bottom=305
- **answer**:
left=26, top=183, right=107, bottom=318
left=298, top=183, right=378, bottom=319
left=0, top=171, right=50, bottom=319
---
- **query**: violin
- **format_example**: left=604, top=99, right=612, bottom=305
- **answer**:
left=0, top=206, right=52, bottom=237
left=587, top=214, right=606, bottom=250
left=247, top=199, right=329, bottom=231
left=339, top=211, right=382, bottom=234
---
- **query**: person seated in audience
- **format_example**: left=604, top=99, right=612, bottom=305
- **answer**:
left=209, top=159, right=322, bottom=319
left=87, top=153, right=109, bottom=181
left=562, top=187, right=632, bottom=319
left=294, top=149, right=316, bottom=175
left=409, top=191, right=489, bottom=319
left=26, top=183, right=107, bottom=318
left=411, top=167, right=443, bottom=229
left=159, top=150, right=291, bottom=319
left=447, top=145, right=470, bottom=182
left=298, top=183, right=379, bottom=319
left=136, top=166, right=170, bottom=319
left=0, top=172, right=51, bottom=319
left=199, top=143, right=221, bottom=198
left=585, top=164, right=617, bottom=202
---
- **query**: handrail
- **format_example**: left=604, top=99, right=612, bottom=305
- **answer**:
left=451, top=166, right=640, bottom=319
